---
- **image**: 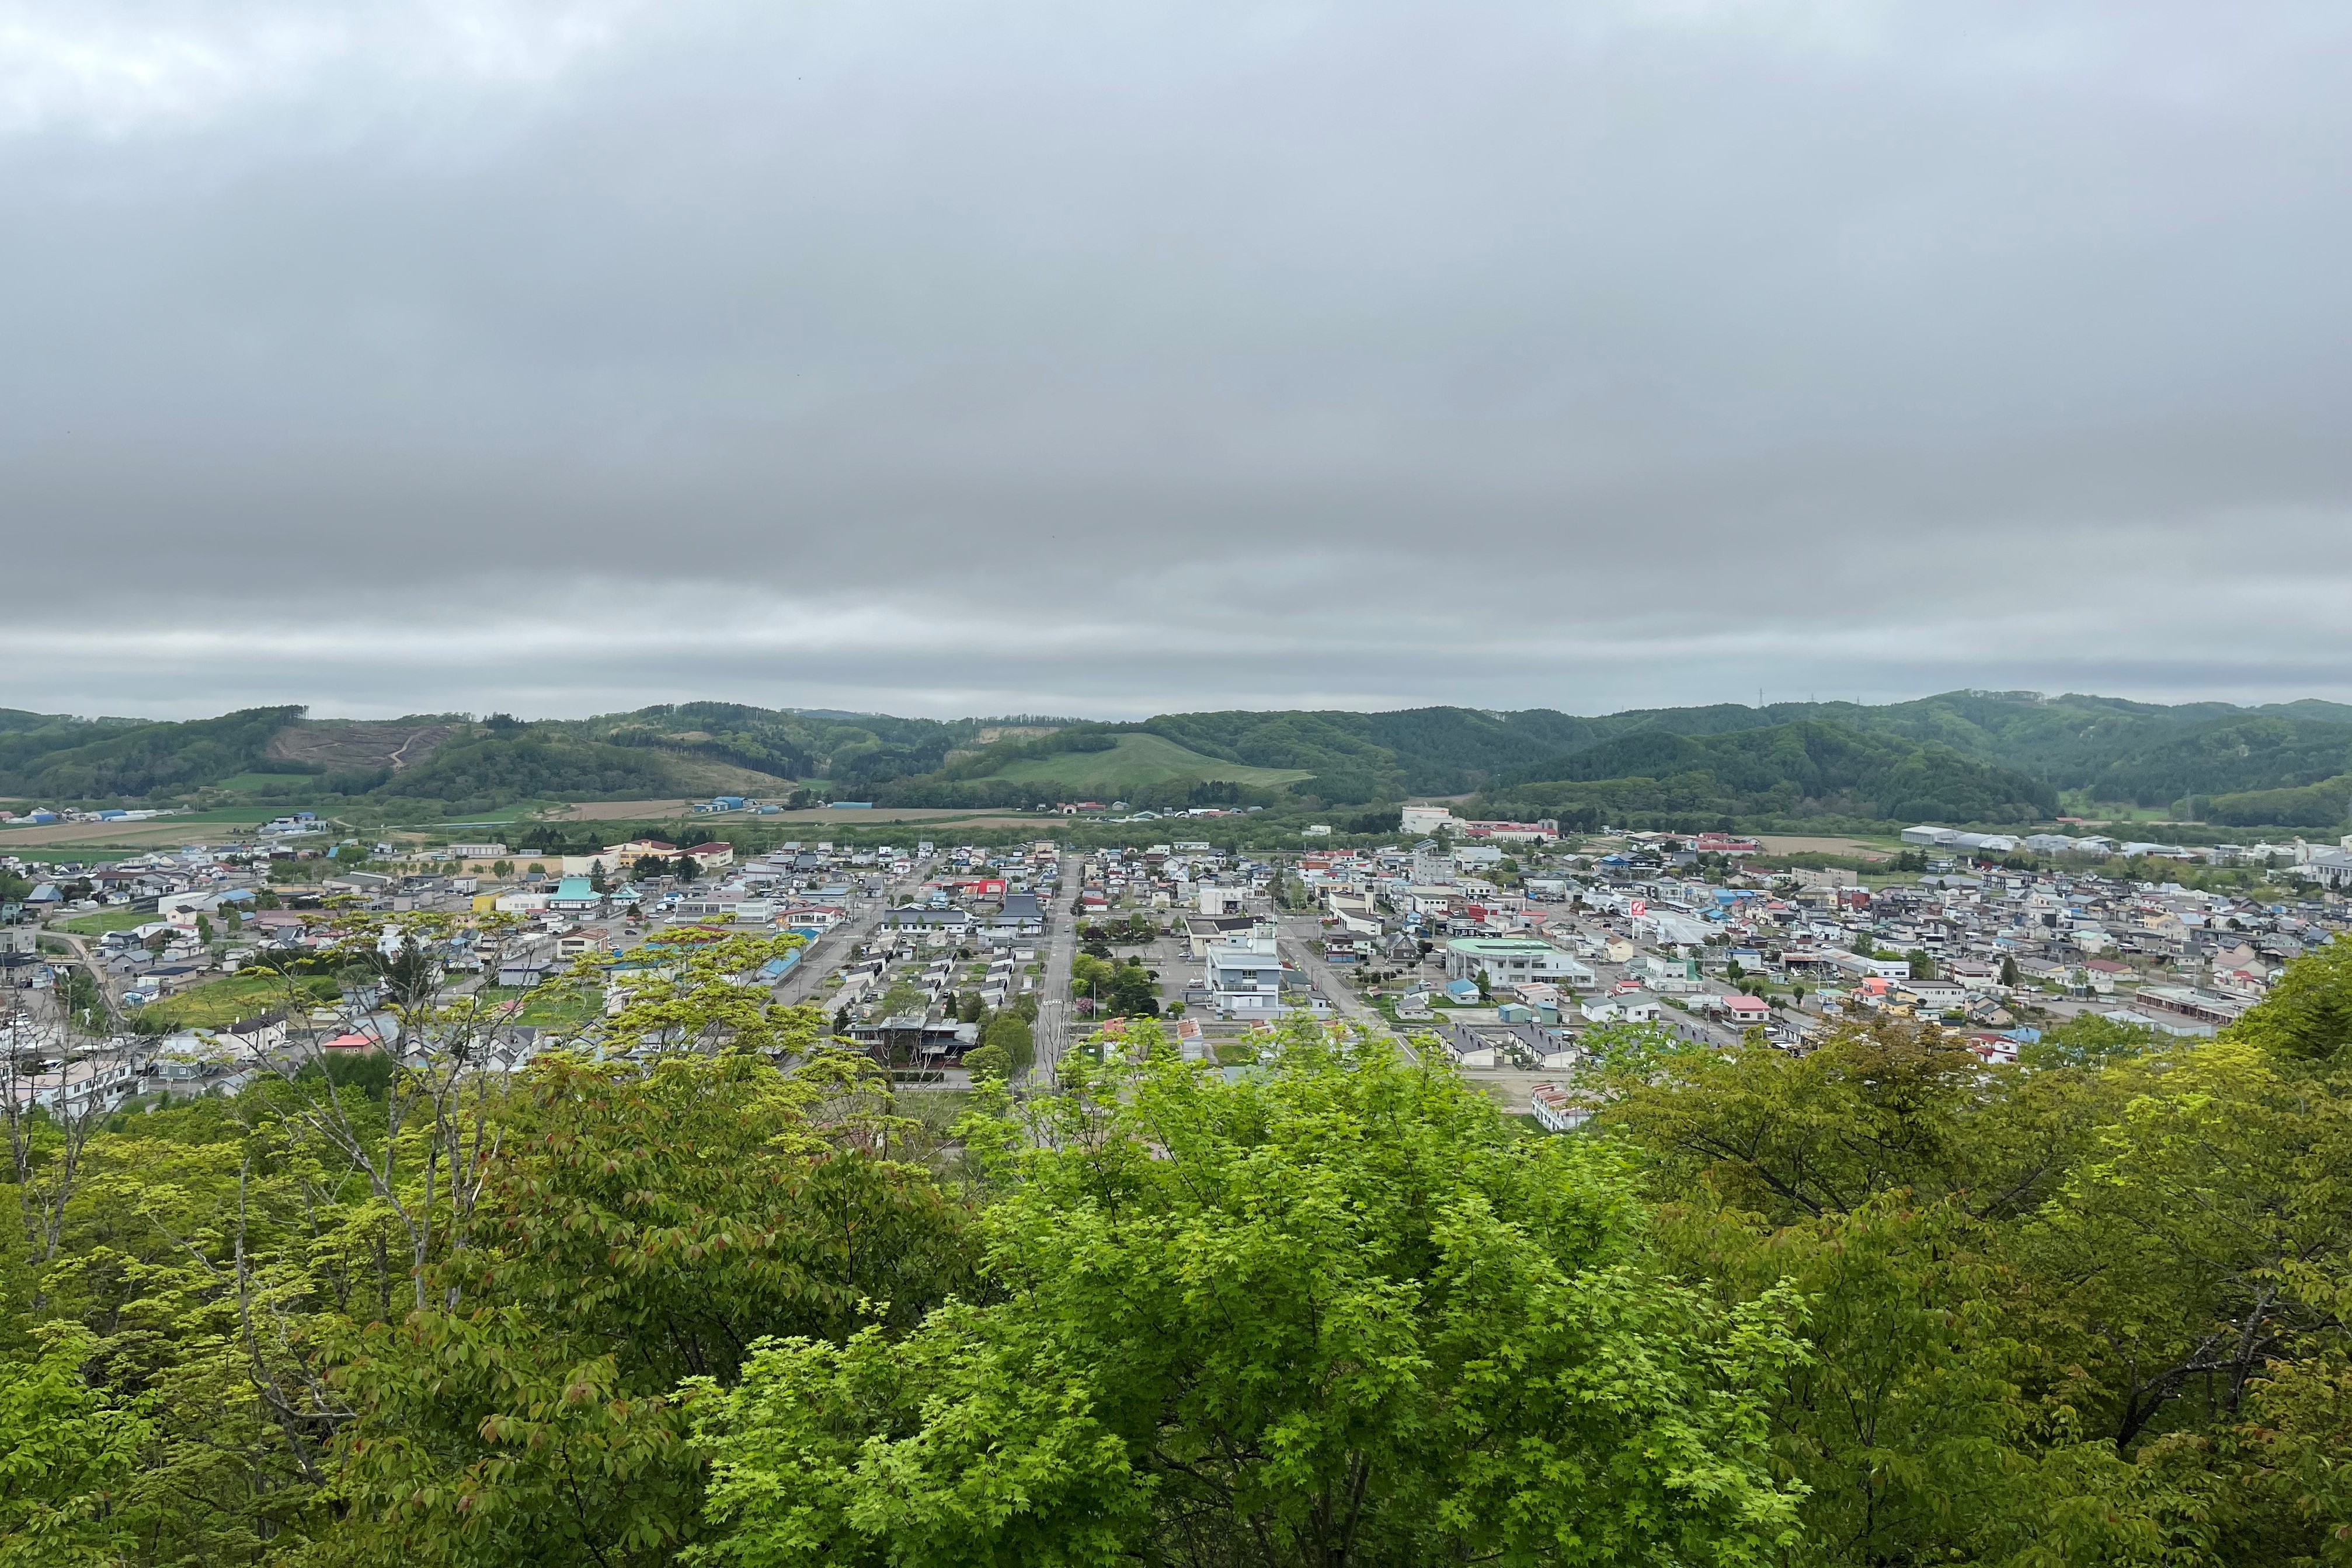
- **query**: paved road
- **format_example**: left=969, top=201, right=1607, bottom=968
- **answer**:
left=765, top=859, right=950, bottom=1020
left=37, top=928, right=130, bottom=1030
left=1274, top=912, right=1380, bottom=1026
left=1027, top=854, right=1077, bottom=1086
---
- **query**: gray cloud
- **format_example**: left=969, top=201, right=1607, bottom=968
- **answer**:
left=4, top=0, right=2350, bottom=719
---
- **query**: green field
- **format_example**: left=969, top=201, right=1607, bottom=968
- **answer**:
left=986, top=734, right=1314, bottom=794
left=217, top=772, right=324, bottom=792
left=438, top=800, right=563, bottom=824
left=137, top=973, right=340, bottom=1029
left=57, top=910, right=158, bottom=936
left=9, top=846, right=145, bottom=863
left=475, top=982, right=599, bottom=1028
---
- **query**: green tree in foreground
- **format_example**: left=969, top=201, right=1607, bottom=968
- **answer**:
left=323, top=1048, right=975, bottom=1567
left=0, top=1327, right=151, bottom=1562
left=693, top=1020, right=1805, bottom=1566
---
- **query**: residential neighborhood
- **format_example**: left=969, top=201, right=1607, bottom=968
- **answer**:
left=9, top=785, right=2352, bottom=1123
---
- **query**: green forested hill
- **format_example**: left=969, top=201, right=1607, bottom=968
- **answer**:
left=2, top=691, right=2347, bottom=828
left=1476, top=720, right=2058, bottom=828
left=0, top=707, right=303, bottom=800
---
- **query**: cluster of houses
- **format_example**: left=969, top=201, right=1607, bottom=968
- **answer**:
left=1901, top=824, right=2352, bottom=888
left=827, top=843, right=1066, bottom=1066
left=1097, top=810, right=2352, bottom=1079
left=1363, top=825, right=2347, bottom=1071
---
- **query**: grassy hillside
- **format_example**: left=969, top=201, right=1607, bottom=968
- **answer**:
left=570, top=702, right=1067, bottom=796
left=987, top=733, right=1313, bottom=794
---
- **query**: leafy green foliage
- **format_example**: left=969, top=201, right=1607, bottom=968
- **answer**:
left=693, top=1023, right=1805, bottom=1566
left=2019, top=1011, right=2159, bottom=1070
left=1069, top=953, right=1158, bottom=1017
left=979, top=1012, right=1033, bottom=1076
left=958, top=1043, right=1011, bottom=1079
left=0, top=1327, right=151, bottom=1562
left=325, top=1049, right=977, bottom=1567
left=2225, top=934, right=2352, bottom=1065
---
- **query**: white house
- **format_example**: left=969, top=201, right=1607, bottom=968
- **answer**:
left=1204, top=924, right=1287, bottom=1016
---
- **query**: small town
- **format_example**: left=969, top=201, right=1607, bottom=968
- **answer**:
left=10, top=791, right=2350, bottom=1134
left=10, top=0, right=2352, bottom=1557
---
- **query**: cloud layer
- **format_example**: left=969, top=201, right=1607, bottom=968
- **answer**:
left=5, top=0, right=2350, bottom=719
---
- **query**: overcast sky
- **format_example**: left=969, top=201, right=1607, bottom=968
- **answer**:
left=4, top=0, right=2349, bottom=722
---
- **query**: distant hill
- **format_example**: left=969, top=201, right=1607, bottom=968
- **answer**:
left=0, top=707, right=305, bottom=802
left=1474, top=719, right=2058, bottom=830
left=0, top=691, right=2346, bottom=831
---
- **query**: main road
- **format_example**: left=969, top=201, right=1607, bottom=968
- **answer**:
left=1026, top=853, right=1078, bottom=1087
left=773, top=866, right=922, bottom=1009
left=1271, top=908, right=1423, bottom=1065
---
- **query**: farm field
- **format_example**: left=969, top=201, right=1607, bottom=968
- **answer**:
left=547, top=800, right=1041, bottom=826
left=985, top=733, right=1313, bottom=794
left=0, top=814, right=272, bottom=849
left=1751, top=834, right=1898, bottom=859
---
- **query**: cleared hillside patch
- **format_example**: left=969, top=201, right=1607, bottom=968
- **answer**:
left=984, top=733, right=1314, bottom=794
left=269, top=720, right=462, bottom=773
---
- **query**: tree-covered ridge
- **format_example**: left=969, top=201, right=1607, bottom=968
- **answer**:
left=859, top=692, right=2352, bottom=820
left=6, top=692, right=2350, bottom=826
left=0, top=706, right=305, bottom=801
left=1476, top=718, right=2060, bottom=827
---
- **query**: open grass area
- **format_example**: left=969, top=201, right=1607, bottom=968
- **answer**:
left=986, top=733, right=1314, bottom=794
left=474, top=982, right=599, bottom=1028
left=8, top=846, right=145, bottom=863
left=215, top=772, right=326, bottom=793
left=56, top=910, right=158, bottom=936
left=138, top=973, right=339, bottom=1030
left=437, top=800, right=564, bottom=824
